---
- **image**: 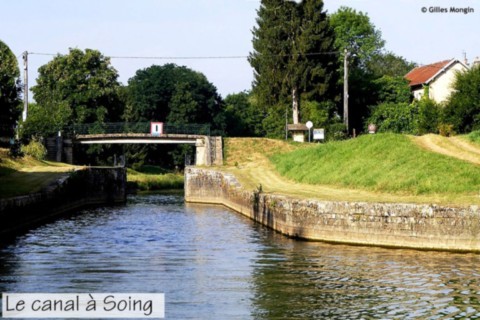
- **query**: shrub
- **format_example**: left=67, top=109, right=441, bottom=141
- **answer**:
left=366, top=102, right=419, bottom=134
left=416, top=98, right=441, bottom=135
left=326, top=123, right=347, bottom=141
left=20, top=139, right=47, bottom=160
left=438, top=123, right=455, bottom=137
left=467, top=130, right=480, bottom=143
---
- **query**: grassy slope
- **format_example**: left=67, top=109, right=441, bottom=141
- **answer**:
left=223, top=135, right=480, bottom=206
left=127, top=167, right=184, bottom=191
left=0, top=148, right=79, bottom=198
left=0, top=148, right=184, bottom=197
left=271, top=133, right=480, bottom=195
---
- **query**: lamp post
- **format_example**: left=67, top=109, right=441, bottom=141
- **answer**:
left=343, top=48, right=349, bottom=134
left=306, top=121, right=313, bottom=142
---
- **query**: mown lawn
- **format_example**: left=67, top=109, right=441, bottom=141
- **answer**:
left=270, top=133, right=480, bottom=196
left=0, top=148, right=78, bottom=198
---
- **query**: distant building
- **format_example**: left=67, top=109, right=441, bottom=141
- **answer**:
left=404, top=59, right=469, bottom=104
left=472, top=57, right=480, bottom=67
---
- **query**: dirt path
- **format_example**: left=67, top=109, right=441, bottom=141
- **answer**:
left=411, top=134, right=480, bottom=165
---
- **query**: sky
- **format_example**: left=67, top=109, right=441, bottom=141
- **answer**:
left=1, top=0, right=479, bottom=100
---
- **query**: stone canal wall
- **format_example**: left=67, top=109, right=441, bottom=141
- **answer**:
left=185, top=167, right=480, bottom=252
left=0, top=167, right=126, bottom=238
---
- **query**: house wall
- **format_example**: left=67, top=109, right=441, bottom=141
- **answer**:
left=412, top=88, right=424, bottom=101
left=429, top=62, right=467, bottom=104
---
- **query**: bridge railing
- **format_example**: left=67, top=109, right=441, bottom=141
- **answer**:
left=73, top=122, right=211, bottom=136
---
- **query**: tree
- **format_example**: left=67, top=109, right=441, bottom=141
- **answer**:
left=0, top=39, right=22, bottom=140
left=125, top=63, right=224, bottom=130
left=249, top=0, right=338, bottom=128
left=330, top=7, right=385, bottom=70
left=366, top=102, right=418, bottom=134
left=330, top=7, right=387, bottom=133
left=124, top=63, right=225, bottom=168
left=25, top=48, right=123, bottom=165
left=20, top=102, right=72, bottom=138
left=372, top=76, right=412, bottom=104
left=416, top=96, right=440, bottom=135
left=224, top=91, right=264, bottom=137
left=443, top=65, right=480, bottom=133
left=31, top=48, right=123, bottom=129
left=366, top=52, right=416, bottom=78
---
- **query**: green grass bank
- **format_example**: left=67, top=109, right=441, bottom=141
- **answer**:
left=270, top=133, right=480, bottom=196
left=127, top=166, right=184, bottom=191
left=0, top=149, right=183, bottom=198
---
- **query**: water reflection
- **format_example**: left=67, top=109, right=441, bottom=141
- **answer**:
left=0, top=194, right=479, bottom=319
left=250, top=230, right=480, bottom=319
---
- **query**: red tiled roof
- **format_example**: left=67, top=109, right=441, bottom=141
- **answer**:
left=405, top=59, right=453, bottom=87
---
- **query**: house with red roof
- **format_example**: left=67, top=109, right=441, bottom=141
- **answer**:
left=404, top=59, right=469, bottom=104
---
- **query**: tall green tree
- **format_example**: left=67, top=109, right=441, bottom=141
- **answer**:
left=26, top=48, right=123, bottom=165
left=330, top=6, right=385, bottom=70
left=31, top=48, right=123, bottom=129
left=330, top=7, right=386, bottom=133
left=125, top=63, right=224, bottom=130
left=124, top=63, right=225, bottom=168
left=224, top=91, right=264, bottom=137
left=20, top=101, right=72, bottom=138
left=443, top=65, right=480, bottom=133
left=372, top=76, right=412, bottom=104
left=249, top=0, right=338, bottom=130
left=366, top=52, right=416, bottom=78
left=0, top=39, right=22, bottom=140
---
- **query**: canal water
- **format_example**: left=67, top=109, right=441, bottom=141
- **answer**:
left=1, top=193, right=479, bottom=319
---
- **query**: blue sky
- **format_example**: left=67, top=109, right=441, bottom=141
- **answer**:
left=1, top=0, right=479, bottom=99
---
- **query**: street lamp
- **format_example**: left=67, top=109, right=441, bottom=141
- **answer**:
left=306, top=121, right=313, bottom=142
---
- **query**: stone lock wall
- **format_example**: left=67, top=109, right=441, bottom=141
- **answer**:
left=0, top=167, right=126, bottom=238
left=185, top=167, right=480, bottom=252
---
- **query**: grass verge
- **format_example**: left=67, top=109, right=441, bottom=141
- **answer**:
left=270, top=133, right=480, bottom=195
left=127, top=167, right=184, bottom=191
left=221, top=136, right=480, bottom=206
left=0, top=148, right=79, bottom=199
left=467, top=130, right=480, bottom=144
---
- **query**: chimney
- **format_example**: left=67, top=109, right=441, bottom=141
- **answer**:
left=463, top=51, right=469, bottom=66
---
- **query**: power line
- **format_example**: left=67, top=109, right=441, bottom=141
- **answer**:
left=29, top=52, right=57, bottom=56
left=28, top=51, right=341, bottom=60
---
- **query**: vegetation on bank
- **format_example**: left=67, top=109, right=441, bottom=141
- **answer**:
left=270, top=133, right=480, bottom=195
left=126, top=166, right=184, bottom=191
left=467, top=130, right=480, bottom=144
left=0, top=148, right=77, bottom=198
left=0, top=149, right=183, bottom=199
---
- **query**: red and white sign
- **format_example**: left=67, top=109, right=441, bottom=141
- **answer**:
left=150, top=122, right=163, bottom=136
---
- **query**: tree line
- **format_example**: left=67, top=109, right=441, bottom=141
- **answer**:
left=1, top=0, right=480, bottom=167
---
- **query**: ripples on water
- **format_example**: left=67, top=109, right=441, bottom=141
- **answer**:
left=0, top=193, right=479, bottom=319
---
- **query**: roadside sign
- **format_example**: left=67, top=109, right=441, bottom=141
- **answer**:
left=313, top=128, right=325, bottom=140
left=150, top=122, right=163, bottom=136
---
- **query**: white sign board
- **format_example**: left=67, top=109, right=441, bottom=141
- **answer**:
left=150, top=122, right=163, bottom=136
left=313, top=128, right=325, bottom=140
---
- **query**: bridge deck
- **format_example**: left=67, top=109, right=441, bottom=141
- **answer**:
left=75, top=133, right=205, bottom=144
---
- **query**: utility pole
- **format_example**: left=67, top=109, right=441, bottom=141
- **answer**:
left=22, top=51, right=28, bottom=121
left=343, top=48, right=349, bottom=134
